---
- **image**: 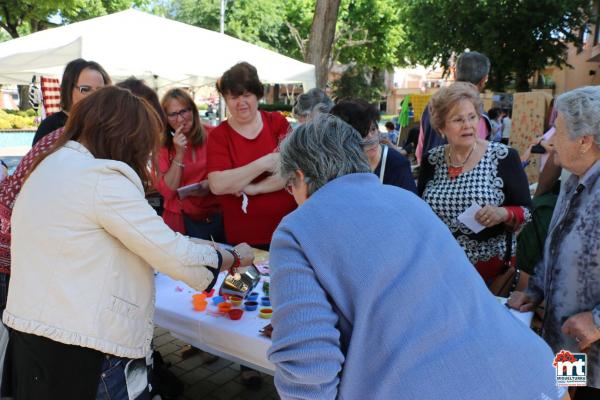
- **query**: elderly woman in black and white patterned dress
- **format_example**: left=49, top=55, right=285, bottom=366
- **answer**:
left=508, top=86, right=600, bottom=399
left=418, top=82, right=531, bottom=285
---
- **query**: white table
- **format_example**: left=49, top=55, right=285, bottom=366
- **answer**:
left=154, top=272, right=275, bottom=374
left=154, top=274, right=534, bottom=377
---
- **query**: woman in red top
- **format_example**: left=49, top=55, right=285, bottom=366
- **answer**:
left=207, top=62, right=296, bottom=249
left=156, top=88, right=224, bottom=241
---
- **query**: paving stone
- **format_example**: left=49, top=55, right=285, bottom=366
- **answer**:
left=153, top=332, right=175, bottom=347
left=153, top=326, right=168, bottom=336
left=172, top=338, right=188, bottom=347
left=168, top=365, right=187, bottom=378
left=184, top=380, right=218, bottom=398
left=207, top=368, right=240, bottom=385
left=210, top=381, right=246, bottom=400
left=231, top=384, right=280, bottom=400
left=203, top=357, right=233, bottom=372
left=164, top=352, right=183, bottom=366
left=179, top=366, right=214, bottom=385
left=228, top=363, right=241, bottom=371
left=152, top=327, right=279, bottom=400
left=157, top=342, right=180, bottom=356
left=176, top=354, right=208, bottom=371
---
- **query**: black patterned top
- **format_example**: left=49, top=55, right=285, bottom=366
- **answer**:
left=418, top=142, right=532, bottom=265
left=525, top=159, right=600, bottom=388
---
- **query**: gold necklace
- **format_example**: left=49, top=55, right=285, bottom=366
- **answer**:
left=447, top=142, right=477, bottom=179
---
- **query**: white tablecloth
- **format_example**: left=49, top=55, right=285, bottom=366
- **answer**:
left=154, top=273, right=534, bottom=376
left=154, top=272, right=275, bottom=374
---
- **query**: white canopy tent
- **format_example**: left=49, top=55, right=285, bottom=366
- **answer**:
left=0, top=9, right=316, bottom=91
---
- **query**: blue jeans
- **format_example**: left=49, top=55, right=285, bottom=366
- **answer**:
left=96, top=355, right=149, bottom=400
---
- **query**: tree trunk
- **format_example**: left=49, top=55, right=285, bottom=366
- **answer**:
left=18, top=85, right=32, bottom=110
left=273, top=84, right=280, bottom=104
left=2, top=26, right=32, bottom=110
left=515, top=71, right=530, bottom=92
left=305, top=0, right=341, bottom=89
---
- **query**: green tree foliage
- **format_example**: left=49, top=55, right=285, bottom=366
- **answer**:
left=0, top=1, right=147, bottom=39
left=335, top=0, right=404, bottom=70
left=167, top=0, right=294, bottom=57
left=332, top=65, right=384, bottom=103
left=399, top=0, right=592, bottom=91
left=0, top=0, right=146, bottom=109
left=167, top=0, right=404, bottom=78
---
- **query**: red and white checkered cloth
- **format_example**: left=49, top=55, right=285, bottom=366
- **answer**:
left=40, top=76, right=61, bottom=116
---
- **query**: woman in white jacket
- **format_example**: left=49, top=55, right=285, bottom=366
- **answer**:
left=2, top=86, right=253, bottom=399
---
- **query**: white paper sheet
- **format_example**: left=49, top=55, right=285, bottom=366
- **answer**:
left=457, top=202, right=486, bottom=234
left=241, top=193, right=248, bottom=214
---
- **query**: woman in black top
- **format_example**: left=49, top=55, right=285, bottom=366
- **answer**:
left=330, top=100, right=417, bottom=193
left=32, top=59, right=111, bottom=145
left=418, top=82, right=531, bottom=284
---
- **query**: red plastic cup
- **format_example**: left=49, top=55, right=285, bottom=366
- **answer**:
left=228, top=309, right=244, bottom=320
left=204, top=289, right=215, bottom=298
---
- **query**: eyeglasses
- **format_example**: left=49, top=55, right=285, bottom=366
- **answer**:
left=75, top=85, right=95, bottom=95
left=447, top=114, right=479, bottom=127
left=167, top=108, right=192, bottom=120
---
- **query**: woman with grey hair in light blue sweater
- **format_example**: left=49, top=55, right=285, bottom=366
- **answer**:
left=268, top=114, right=562, bottom=400
left=509, top=86, right=600, bottom=399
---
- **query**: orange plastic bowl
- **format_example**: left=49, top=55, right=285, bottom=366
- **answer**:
left=192, top=293, right=207, bottom=303
left=193, top=300, right=207, bottom=311
left=217, top=302, right=232, bottom=313
left=228, top=309, right=244, bottom=320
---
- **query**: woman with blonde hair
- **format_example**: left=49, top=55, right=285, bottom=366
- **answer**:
left=156, top=88, right=223, bottom=241
left=418, top=82, right=531, bottom=287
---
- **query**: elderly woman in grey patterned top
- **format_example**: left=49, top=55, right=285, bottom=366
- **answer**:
left=509, top=86, right=600, bottom=396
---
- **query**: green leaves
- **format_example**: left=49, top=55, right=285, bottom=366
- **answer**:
left=0, top=0, right=148, bottom=38
left=399, top=0, right=592, bottom=91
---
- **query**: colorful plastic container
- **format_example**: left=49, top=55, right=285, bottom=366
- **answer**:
left=228, top=309, right=244, bottom=320
left=244, top=301, right=258, bottom=311
left=230, top=296, right=243, bottom=307
left=217, top=302, right=232, bottom=313
left=259, top=308, right=273, bottom=319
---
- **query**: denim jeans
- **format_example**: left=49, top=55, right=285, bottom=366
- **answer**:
left=96, top=355, right=149, bottom=400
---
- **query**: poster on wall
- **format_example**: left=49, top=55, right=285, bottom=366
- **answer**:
left=509, top=91, right=553, bottom=185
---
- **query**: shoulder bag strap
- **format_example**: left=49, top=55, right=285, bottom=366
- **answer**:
left=379, top=145, right=388, bottom=183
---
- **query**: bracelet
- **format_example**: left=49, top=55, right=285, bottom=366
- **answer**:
left=226, top=248, right=241, bottom=274
left=173, top=160, right=184, bottom=168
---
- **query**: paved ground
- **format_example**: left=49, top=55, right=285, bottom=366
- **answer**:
left=153, top=326, right=279, bottom=400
